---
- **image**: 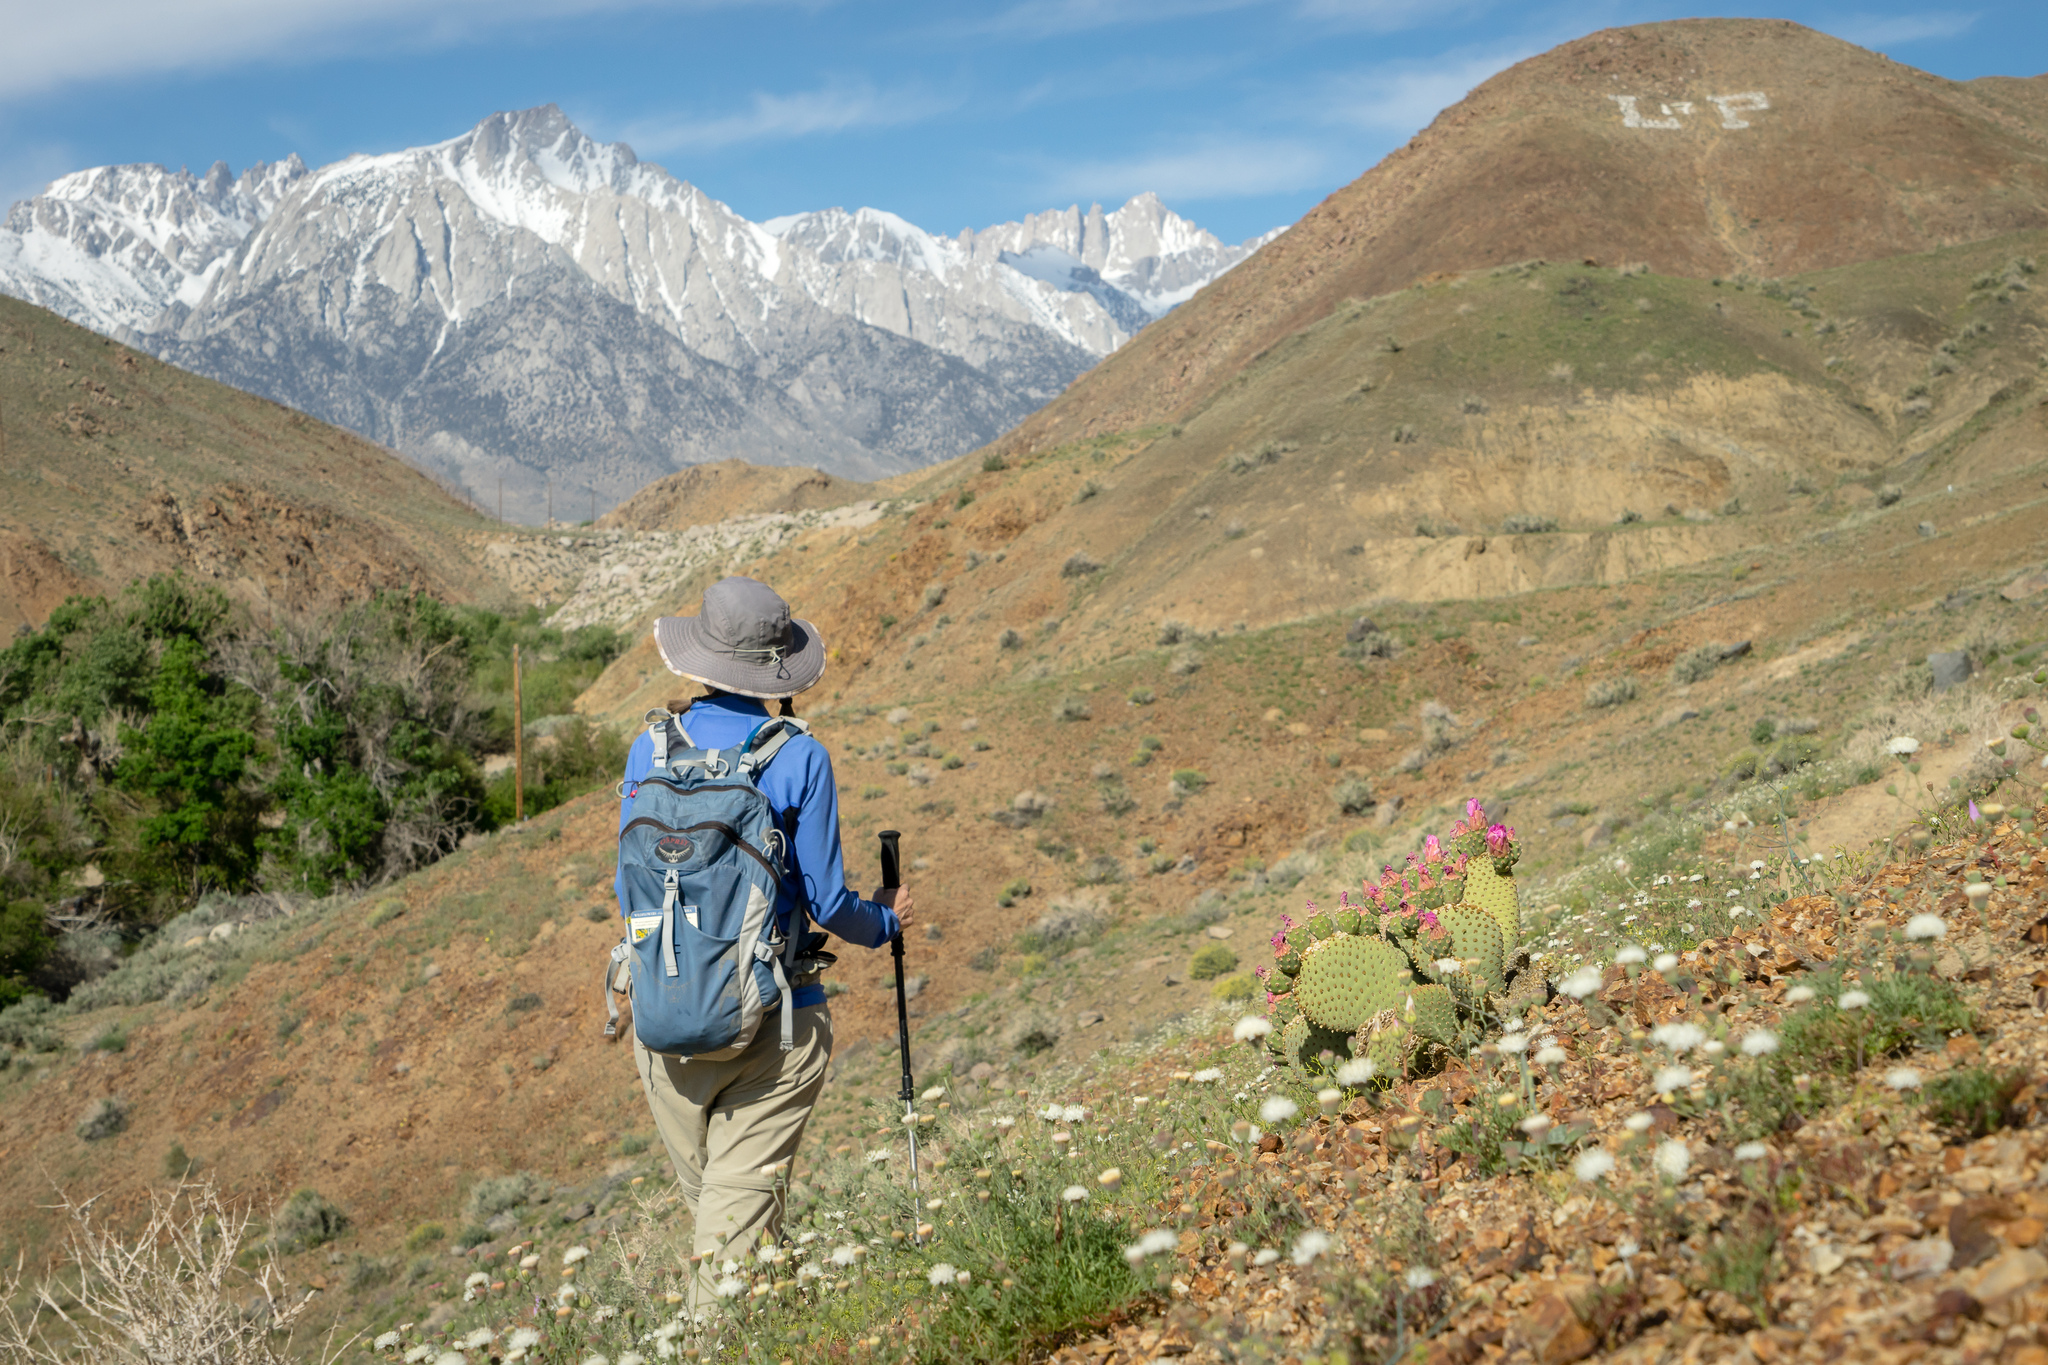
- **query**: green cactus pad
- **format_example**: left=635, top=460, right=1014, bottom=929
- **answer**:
left=1335, top=909, right=1364, bottom=937
left=1404, top=983, right=1459, bottom=1046
left=1441, top=903, right=1506, bottom=995
left=1464, top=856, right=1519, bottom=949
left=1277, top=951, right=1302, bottom=977
left=1307, top=913, right=1336, bottom=941
left=1294, top=934, right=1417, bottom=1033
left=1279, top=1014, right=1354, bottom=1075
left=1266, top=970, right=1293, bottom=996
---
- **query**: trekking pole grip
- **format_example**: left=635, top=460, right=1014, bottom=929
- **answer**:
left=878, top=829, right=902, bottom=891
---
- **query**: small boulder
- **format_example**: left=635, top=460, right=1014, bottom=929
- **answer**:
left=1929, top=651, right=1973, bottom=693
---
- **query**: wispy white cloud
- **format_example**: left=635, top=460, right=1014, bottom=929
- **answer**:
left=0, top=0, right=787, bottom=103
left=620, top=80, right=959, bottom=155
left=1313, top=45, right=1538, bottom=135
left=1825, top=9, right=1980, bottom=47
left=1040, top=137, right=1330, bottom=204
left=975, top=0, right=1260, bottom=39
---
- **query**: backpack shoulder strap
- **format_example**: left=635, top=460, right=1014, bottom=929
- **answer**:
left=642, top=708, right=695, bottom=770
left=737, top=715, right=810, bottom=780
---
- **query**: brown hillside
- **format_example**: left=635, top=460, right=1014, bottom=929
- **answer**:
left=993, top=18, right=2048, bottom=452
left=597, top=460, right=876, bottom=532
left=0, top=296, right=508, bottom=627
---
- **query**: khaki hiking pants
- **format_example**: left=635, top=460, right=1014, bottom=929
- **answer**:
left=633, top=1003, right=832, bottom=1306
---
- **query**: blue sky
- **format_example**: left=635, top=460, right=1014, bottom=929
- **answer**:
left=0, top=1, right=2036, bottom=246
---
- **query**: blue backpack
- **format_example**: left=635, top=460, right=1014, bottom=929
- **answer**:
left=605, top=707, right=808, bottom=1057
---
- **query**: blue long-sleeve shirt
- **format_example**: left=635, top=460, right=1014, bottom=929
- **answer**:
left=614, top=694, right=898, bottom=1009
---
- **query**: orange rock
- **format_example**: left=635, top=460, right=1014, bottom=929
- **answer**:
left=2008, top=1217, right=2045, bottom=1248
left=1514, top=1286, right=1598, bottom=1365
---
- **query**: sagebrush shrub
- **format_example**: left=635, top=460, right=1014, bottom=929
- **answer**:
left=1189, top=944, right=1239, bottom=980
left=1585, top=676, right=1638, bottom=709
left=1333, top=776, right=1375, bottom=815
left=1670, top=645, right=1722, bottom=685
left=270, top=1188, right=347, bottom=1252
left=76, top=1096, right=129, bottom=1142
left=1501, top=514, right=1557, bottom=534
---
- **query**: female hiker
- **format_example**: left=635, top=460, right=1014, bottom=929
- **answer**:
left=612, top=575, right=912, bottom=1304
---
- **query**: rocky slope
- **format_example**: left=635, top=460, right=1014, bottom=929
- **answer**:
left=0, top=108, right=1267, bottom=523
left=0, top=294, right=507, bottom=628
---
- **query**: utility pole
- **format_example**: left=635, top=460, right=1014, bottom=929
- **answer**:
left=547, top=477, right=553, bottom=527
left=589, top=488, right=595, bottom=525
left=498, top=476, right=503, bottom=524
left=512, top=644, right=525, bottom=824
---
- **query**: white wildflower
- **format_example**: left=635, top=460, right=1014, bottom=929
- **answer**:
left=1259, top=1097, right=1300, bottom=1124
left=1654, top=1139, right=1690, bottom=1180
left=1191, top=1068, right=1224, bottom=1083
left=1615, top=946, right=1647, bottom=965
left=1062, top=1185, right=1089, bottom=1203
left=1653, top=1065, right=1696, bottom=1093
left=1741, top=1029, right=1779, bottom=1056
left=433, top=1354, right=467, bottom=1365
left=1040, top=1104, right=1064, bottom=1121
left=1650, top=1023, right=1705, bottom=1054
left=519, top=1253, right=540, bottom=1270
left=1624, top=1112, right=1656, bottom=1134
left=619, top=1355, right=648, bottom=1365
left=1535, top=1045, right=1568, bottom=1066
left=1734, top=1142, right=1769, bottom=1162
left=831, top=1244, right=861, bottom=1266
left=1573, top=1148, right=1616, bottom=1182
left=1291, top=1229, right=1332, bottom=1265
left=927, top=1262, right=958, bottom=1287
left=1335, top=1058, right=1376, bottom=1086
left=1558, top=966, right=1604, bottom=999
left=374, top=1333, right=402, bottom=1351
left=992, top=1117, right=1016, bottom=1131
left=714, top=1275, right=744, bottom=1298
left=1519, top=1114, right=1553, bottom=1139
left=1784, top=985, right=1816, bottom=1004
left=563, top=1245, right=590, bottom=1265
left=1703, top=1040, right=1726, bottom=1057
left=954, top=1270, right=972, bottom=1286
left=1405, top=1266, right=1437, bottom=1290
left=1616, top=1239, right=1639, bottom=1259
left=1497, top=1032, right=1528, bottom=1055
left=1063, top=1104, right=1087, bottom=1122
left=1233, top=1016, right=1274, bottom=1042
left=1252, top=1248, right=1282, bottom=1267
left=1124, top=1229, right=1179, bottom=1264
left=1654, top=953, right=1679, bottom=972
left=1885, top=1068, right=1923, bottom=1091
left=1905, top=914, right=1947, bottom=941
left=1435, top=958, right=1463, bottom=974
left=1965, top=883, right=1993, bottom=910
left=922, top=1086, right=946, bottom=1102
left=1886, top=736, right=1920, bottom=756
left=464, top=1271, right=489, bottom=1290
left=403, top=1348, right=434, bottom=1364
left=463, top=1328, right=494, bottom=1349
left=1838, top=990, right=1870, bottom=1010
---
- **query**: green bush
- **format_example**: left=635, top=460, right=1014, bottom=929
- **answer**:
left=1333, top=776, right=1375, bottom=815
left=1170, top=769, right=1208, bottom=795
left=1670, top=645, right=1722, bottom=685
left=75, top=1097, right=129, bottom=1141
left=1585, top=677, right=1638, bottom=709
left=1189, top=944, right=1239, bottom=980
left=404, top=1222, right=447, bottom=1252
left=271, top=1188, right=348, bottom=1251
left=1921, top=1066, right=2028, bottom=1139
left=1210, top=973, right=1257, bottom=1002
left=464, top=1171, right=541, bottom=1224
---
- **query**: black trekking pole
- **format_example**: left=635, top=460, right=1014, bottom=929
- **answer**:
left=879, top=830, right=922, bottom=1222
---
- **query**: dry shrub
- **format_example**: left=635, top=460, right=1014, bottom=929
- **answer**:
left=0, top=1181, right=353, bottom=1364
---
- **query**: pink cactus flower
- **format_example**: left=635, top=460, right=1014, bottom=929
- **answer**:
left=1486, top=824, right=1512, bottom=857
left=1269, top=931, right=1290, bottom=956
left=1302, top=900, right=1317, bottom=917
left=1416, top=868, right=1436, bottom=891
left=1419, top=907, right=1440, bottom=931
left=1423, top=835, right=1444, bottom=863
left=1467, top=798, right=1485, bottom=824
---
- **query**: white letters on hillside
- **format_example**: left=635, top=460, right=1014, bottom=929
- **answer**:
left=1606, top=92, right=1770, bottom=131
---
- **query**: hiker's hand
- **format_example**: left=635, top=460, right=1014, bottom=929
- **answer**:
left=874, top=884, right=915, bottom=931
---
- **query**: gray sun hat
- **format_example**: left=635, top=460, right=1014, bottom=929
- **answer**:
left=651, top=577, right=826, bottom=700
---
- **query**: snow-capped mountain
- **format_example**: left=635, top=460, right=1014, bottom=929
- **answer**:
left=0, top=106, right=1271, bottom=522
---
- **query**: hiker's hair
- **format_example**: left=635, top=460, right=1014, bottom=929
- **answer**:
left=677, top=688, right=798, bottom=718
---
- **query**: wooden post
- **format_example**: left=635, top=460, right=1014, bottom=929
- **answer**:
left=513, top=644, right=525, bottom=824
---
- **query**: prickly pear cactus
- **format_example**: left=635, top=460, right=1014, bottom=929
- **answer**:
left=1449, top=800, right=1521, bottom=950
left=1279, top=1014, right=1355, bottom=1074
left=1441, top=903, right=1506, bottom=994
left=1295, top=934, right=1414, bottom=1033
left=1403, top=983, right=1460, bottom=1046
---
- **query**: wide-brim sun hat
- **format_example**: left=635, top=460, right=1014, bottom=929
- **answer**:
left=652, top=576, right=826, bottom=700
